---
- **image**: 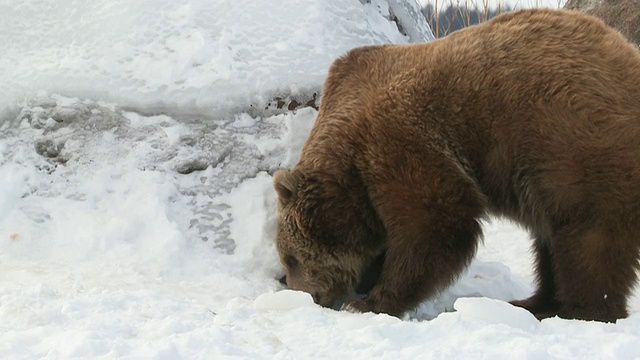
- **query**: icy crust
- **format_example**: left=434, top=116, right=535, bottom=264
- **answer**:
left=0, top=0, right=433, bottom=121
left=386, top=0, right=435, bottom=42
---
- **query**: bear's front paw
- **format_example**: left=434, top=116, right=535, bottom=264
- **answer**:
left=341, top=299, right=372, bottom=314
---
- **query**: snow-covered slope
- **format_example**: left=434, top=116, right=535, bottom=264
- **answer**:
left=0, top=0, right=433, bottom=119
left=1, top=0, right=639, bottom=359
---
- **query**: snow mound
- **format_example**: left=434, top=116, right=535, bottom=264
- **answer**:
left=0, top=0, right=433, bottom=120
left=254, top=290, right=315, bottom=311
left=453, top=297, right=539, bottom=331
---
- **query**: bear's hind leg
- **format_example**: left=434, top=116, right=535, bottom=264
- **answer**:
left=510, top=238, right=562, bottom=319
left=551, top=225, right=638, bottom=322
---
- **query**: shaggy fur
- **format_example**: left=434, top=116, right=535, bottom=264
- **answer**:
left=273, top=8, right=640, bottom=322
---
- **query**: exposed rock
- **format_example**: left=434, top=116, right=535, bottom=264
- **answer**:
left=565, top=0, right=640, bottom=46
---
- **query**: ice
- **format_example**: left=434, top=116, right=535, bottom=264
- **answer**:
left=386, top=0, right=435, bottom=41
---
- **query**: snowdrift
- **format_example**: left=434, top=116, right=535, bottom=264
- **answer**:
left=0, top=0, right=433, bottom=119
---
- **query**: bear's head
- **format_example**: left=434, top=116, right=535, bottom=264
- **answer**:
left=273, top=168, right=383, bottom=308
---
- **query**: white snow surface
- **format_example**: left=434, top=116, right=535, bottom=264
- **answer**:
left=1, top=1, right=639, bottom=359
left=0, top=0, right=433, bottom=120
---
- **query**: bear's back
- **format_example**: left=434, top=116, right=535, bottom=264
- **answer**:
left=310, top=9, right=640, bottom=230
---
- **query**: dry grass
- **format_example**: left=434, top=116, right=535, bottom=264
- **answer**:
left=423, top=0, right=566, bottom=38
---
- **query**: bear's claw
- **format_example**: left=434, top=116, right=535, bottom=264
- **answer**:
left=341, top=299, right=371, bottom=313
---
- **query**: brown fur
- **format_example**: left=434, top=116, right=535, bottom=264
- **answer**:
left=273, top=8, right=640, bottom=322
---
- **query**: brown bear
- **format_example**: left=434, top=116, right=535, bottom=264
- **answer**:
left=273, top=8, right=640, bottom=323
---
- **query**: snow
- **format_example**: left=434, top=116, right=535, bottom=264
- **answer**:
left=0, top=0, right=433, bottom=120
left=0, top=0, right=639, bottom=359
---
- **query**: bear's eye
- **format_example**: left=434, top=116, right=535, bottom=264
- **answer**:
left=285, top=255, right=298, bottom=269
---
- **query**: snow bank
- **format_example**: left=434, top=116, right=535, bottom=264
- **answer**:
left=0, top=0, right=433, bottom=120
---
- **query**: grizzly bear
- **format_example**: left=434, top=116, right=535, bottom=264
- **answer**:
left=273, top=8, right=640, bottom=323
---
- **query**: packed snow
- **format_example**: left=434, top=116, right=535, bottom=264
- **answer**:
left=0, top=0, right=639, bottom=359
left=0, top=0, right=432, bottom=120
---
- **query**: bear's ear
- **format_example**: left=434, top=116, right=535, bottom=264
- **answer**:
left=273, top=169, right=301, bottom=204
